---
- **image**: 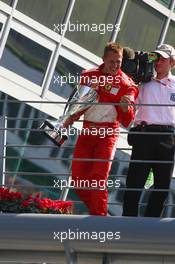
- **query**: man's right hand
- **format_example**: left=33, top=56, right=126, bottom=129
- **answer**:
left=119, top=95, right=132, bottom=112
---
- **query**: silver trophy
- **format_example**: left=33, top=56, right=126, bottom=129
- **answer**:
left=40, top=84, right=98, bottom=146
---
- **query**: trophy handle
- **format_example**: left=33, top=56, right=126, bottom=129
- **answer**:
left=63, top=86, right=78, bottom=116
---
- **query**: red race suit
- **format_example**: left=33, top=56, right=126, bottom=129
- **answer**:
left=72, top=63, right=138, bottom=215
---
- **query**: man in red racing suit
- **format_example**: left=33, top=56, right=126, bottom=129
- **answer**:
left=71, top=42, right=138, bottom=216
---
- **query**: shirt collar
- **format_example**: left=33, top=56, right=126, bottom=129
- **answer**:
left=154, top=72, right=173, bottom=82
left=153, top=72, right=175, bottom=87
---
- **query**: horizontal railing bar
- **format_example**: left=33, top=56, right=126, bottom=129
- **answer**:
left=5, top=117, right=47, bottom=121
left=5, top=144, right=65, bottom=148
left=3, top=171, right=127, bottom=178
left=4, top=171, right=72, bottom=176
left=107, top=202, right=175, bottom=207
left=1, top=156, right=174, bottom=164
left=4, top=145, right=132, bottom=151
left=1, top=128, right=174, bottom=135
left=1, top=184, right=174, bottom=193
left=0, top=99, right=175, bottom=107
left=5, top=117, right=84, bottom=121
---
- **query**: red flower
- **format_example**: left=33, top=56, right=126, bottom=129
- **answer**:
left=0, top=187, right=23, bottom=200
left=0, top=187, right=73, bottom=214
left=21, top=200, right=30, bottom=207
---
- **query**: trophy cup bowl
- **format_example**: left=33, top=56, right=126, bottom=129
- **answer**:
left=40, top=84, right=98, bottom=146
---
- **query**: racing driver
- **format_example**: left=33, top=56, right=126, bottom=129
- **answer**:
left=71, top=42, right=138, bottom=216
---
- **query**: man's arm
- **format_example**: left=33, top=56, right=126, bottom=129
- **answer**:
left=117, top=85, right=139, bottom=128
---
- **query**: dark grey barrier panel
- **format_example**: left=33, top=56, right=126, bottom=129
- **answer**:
left=0, top=214, right=175, bottom=255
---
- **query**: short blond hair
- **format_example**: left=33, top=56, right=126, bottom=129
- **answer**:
left=103, top=42, right=123, bottom=57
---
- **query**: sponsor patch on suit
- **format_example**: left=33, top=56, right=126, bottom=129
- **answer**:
left=110, top=87, right=119, bottom=95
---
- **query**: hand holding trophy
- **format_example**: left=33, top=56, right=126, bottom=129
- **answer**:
left=40, top=84, right=98, bottom=146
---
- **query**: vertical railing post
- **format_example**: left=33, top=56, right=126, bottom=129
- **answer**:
left=0, top=116, right=7, bottom=186
left=59, top=163, right=72, bottom=201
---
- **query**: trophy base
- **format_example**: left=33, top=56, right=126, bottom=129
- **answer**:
left=40, top=120, right=68, bottom=147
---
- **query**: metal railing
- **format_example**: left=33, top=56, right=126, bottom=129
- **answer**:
left=0, top=99, right=175, bottom=264
left=0, top=99, right=175, bottom=206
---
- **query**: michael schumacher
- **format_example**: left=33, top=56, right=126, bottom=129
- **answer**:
left=71, top=42, right=138, bottom=216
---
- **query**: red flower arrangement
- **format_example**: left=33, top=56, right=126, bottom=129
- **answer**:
left=0, top=187, right=73, bottom=214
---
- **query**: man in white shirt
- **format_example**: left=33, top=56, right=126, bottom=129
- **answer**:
left=122, top=44, right=175, bottom=217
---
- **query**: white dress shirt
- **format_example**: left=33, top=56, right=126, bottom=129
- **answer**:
left=135, top=73, right=175, bottom=127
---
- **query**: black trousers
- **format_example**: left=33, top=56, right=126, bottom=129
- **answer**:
left=122, top=125, right=175, bottom=217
